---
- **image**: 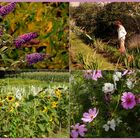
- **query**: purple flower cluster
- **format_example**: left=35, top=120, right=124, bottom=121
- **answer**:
left=71, top=107, right=99, bottom=138
left=14, top=32, right=38, bottom=48
left=84, top=70, right=102, bottom=81
left=0, top=3, right=16, bottom=17
left=26, top=53, right=45, bottom=65
left=121, top=92, right=140, bottom=110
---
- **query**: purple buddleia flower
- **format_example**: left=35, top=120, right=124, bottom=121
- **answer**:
left=0, top=3, right=16, bottom=17
left=14, top=32, right=39, bottom=48
left=26, top=53, right=45, bottom=65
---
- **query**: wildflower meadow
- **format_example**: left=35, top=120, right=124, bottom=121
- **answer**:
left=0, top=71, right=69, bottom=138
left=70, top=70, right=140, bottom=137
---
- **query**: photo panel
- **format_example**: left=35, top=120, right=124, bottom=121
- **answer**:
left=70, top=70, right=140, bottom=138
left=70, top=2, right=140, bottom=70
left=0, top=2, right=69, bottom=70
left=0, top=70, right=69, bottom=138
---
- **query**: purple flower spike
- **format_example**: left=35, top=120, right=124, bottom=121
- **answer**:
left=26, top=53, right=45, bottom=65
left=81, top=108, right=99, bottom=123
left=14, top=32, right=39, bottom=48
left=71, top=123, right=87, bottom=138
left=121, top=92, right=136, bottom=110
left=0, top=3, right=16, bottom=17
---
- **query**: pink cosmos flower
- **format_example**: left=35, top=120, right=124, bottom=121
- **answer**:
left=84, top=70, right=102, bottom=81
left=81, top=108, right=99, bottom=123
left=122, top=70, right=134, bottom=76
left=121, top=92, right=136, bottom=109
left=84, top=70, right=92, bottom=79
left=92, top=70, right=102, bottom=80
left=71, top=123, right=87, bottom=138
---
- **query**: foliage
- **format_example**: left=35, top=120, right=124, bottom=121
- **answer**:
left=70, top=70, right=140, bottom=137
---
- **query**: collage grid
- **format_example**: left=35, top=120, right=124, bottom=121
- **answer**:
left=0, top=1, right=140, bottom=139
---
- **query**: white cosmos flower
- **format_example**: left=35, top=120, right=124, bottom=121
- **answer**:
left=116, top=118, right=122, bottom=124
left=102, top=83, right=115, bottom=94
left=108, top=119, right=116, bottom=131
left=103, top=124, right=109, bottom=132
left=103, top=119, right=116, bottom=132
left=126, top=79, right=134, bottom=89
left=113, top=72, right=122, bottom=82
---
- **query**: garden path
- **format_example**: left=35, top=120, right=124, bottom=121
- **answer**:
left=70, top=32, right=115, bottom=70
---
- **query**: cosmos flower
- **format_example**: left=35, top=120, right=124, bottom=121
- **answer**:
left=81, top=108, right=99, bottom=123
left=71, top=123, right=87, bottom=138
left=25, top=53, right=45, bottom=65
left=102, top=83, right=115, bottom=94
left=14, top=32, right=38, bottom=48
left=103, top=119, right=116, bottom=132
left=0, top=3, right=16, bottom=17
left=84, top=70, right=102, bottom=81
left=113, top=72, right=122, bottom=82
left=84, top=70, right=92, bottom=79
left=122, top=70, right=134, bottom=76
left=126, top=79, right=135, bottom=89
left=121, top=92, right=136, bottom=109
left=92, top=70, right=102, bottom=81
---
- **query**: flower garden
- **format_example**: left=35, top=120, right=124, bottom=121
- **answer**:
left=0, top=2, right=69, bottom=70
left=0, top=71, right=69, bottom=138
left=70, top=70, right=140, bottom=137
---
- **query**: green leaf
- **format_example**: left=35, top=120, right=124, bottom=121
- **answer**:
left=0, top=46, right=8, bottom=53
left=38, top=124, right=45, bottom=132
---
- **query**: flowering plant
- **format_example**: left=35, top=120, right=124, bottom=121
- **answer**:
left=70, top=70, right=140, bottom=137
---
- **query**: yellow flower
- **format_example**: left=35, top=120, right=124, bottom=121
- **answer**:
left=51, top=101, right=58, bottom=108
left=42, top=106, right=48, bottom=112
left=6, top=95, right=15, bottom=102
left=55, top=89, right=61, bottom=99
left=49, top=117, right=53, bottom=122
left=15, top=102, right=20, bottom=108
left=0, top=101, right=4, bottom=107
left=9, top=106, right=14, bottom=112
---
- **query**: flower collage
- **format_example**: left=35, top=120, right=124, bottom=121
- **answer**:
left=0, top=1, right=140, bottom=139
